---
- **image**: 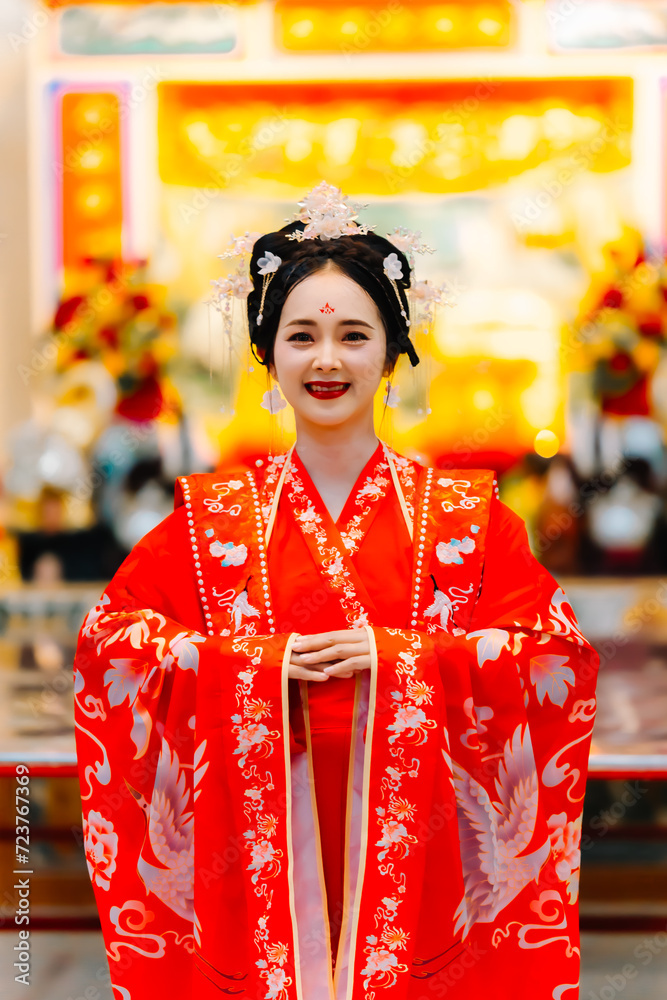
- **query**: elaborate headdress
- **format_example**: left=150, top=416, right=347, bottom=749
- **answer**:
left=209, top=182, right=451, bottom=435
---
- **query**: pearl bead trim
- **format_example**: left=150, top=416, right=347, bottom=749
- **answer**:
left=247, top=471, right=275, bottom=634
left=180, top=474, right=276, bottom=637
left=180, top=478, right=216, bottom=637
left=411, top=466, right=433, bottom=627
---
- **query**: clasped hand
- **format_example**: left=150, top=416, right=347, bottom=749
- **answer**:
left=288, top=629, right=370, bottom=682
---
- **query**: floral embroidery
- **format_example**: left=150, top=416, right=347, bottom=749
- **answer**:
left=231, top=642, right=293, bottom=1000
left=83, top=809, right=118, bottom=891
left=283, top=465, right=371, bottom=628
left=387, top=447, right=416, bottom=520
left=548, top=812, right=582, bottom=904
left=363, top=630, right=436, bottom=993
left=339, top=463, right=391, bottom=554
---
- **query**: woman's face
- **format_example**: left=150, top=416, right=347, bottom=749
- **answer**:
left=268, top=267, right=389, bottom=428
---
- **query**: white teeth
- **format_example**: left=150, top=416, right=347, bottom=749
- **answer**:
left=308, top=385, right=348, bottom=391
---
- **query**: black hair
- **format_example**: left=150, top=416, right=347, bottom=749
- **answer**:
left=246, top=221, right=419, bottom=375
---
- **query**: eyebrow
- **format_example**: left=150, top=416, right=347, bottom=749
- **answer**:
left=285, top=318, right=374, bottom=329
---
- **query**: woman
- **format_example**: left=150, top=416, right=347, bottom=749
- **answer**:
left=74, top=187, right=599, bottom=1000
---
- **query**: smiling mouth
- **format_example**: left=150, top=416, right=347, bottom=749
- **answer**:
left=305, top=382, right=351, bottom=397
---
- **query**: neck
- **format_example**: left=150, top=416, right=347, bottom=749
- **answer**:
left=292, top=412, right=381, bottom=482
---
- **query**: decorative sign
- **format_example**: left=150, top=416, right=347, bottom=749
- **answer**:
left=547, top=0, right=667, bottom=50
left=57, top=87, right=125, bottom=267
left=58, top=3, right=239, bottom=56
left=157, top=78, right=632, bottom=195
left=275, top=0, right=513, bottom=52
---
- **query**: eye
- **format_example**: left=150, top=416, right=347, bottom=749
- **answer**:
left=287, top=332, right=312, bottom=342
left=344, top=331, right=369, bottom=341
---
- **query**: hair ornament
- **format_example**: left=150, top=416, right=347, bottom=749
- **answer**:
left=217, top=231, right=263, bottom=261
left=386, top=227, right=435, bottom=263
left=257, top=252, right=282, bottom=275
left=286, top=180, right=375, bottom=242
left=383, top=253, right=404, bottom=281
left=210, top=274, right=253, bottom=302
left=384, top=380, right=401, bottom=409
left=382, top=252, right=410, bottom=328
left=261, top=386, right=287, bottom=414
left=254, top=251, right=282, bottom=323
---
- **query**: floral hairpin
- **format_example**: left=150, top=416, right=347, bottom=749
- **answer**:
left=387, top=227, right=435, bottom=266
left=209, top=232, right=261, bottom=312
left=286, top=181, right=375, bottom=242
left=255, top=251, right=282, bottom=326
left=383, top=252, right=411, bottom=328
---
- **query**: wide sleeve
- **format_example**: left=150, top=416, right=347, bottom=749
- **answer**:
left=73, top=507, right=298, bottom=997
left=362, top=494, right=599, bottom=998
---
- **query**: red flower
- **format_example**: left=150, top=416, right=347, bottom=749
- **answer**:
left=116, top=375, right=163, bottom=422
left=54, top=295, right=85, bottom=329
left=609, top=352, right=630, bottom=372
left=638, top=318, right=663, bottom=339
left=600, top=287, right=623, bottom=309
left=132, top=294, right=150, bottom=312
left=98, top=326, right=119, bottom=348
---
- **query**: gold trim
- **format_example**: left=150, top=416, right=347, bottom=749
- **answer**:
left=383, top=443, right=413, bottom=542
left=266, top=443, right=296, bottom=549
left=342, top=624, right=378, bottom=1000
left=299, top=680, right=336, bottom=1000
left=282, top=633, right=304, bottom=1000
left=333, top=673, right=362, bottom=994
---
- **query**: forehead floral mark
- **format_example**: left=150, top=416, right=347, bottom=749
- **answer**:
left=320, top=303, right=335, bottom=314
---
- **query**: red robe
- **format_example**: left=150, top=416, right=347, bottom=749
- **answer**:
left=74, top=440, right=599, bottom=1000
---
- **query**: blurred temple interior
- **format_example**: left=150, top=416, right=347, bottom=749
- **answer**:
left=1, top=0, right=667, bottom=997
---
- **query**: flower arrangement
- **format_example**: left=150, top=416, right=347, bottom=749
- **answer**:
left=573, top=233, right=667, bottom=417
left=50, top=259, right=180, bottom=422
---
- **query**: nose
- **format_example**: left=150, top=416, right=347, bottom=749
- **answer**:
left=313, top=337, right=342, bottom=372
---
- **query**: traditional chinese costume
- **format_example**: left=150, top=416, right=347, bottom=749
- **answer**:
left=74, top=439, right=599, bottom=1000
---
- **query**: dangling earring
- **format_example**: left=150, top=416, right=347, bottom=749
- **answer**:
left=380, top=371, right=398, bottom=449
left=260, top=366, right=287, bottom=458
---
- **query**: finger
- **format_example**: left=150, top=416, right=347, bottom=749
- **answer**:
left=298, top=641, right=368, bottom=664
left=290, top=654, right=337, bottom=673
left=287, top=666, right=329, bottom=682
left=323, top=657, right=371, bottom=676
left=292, top=630, right=364, bottom=651
left=291, top=633, right=338, bottom=652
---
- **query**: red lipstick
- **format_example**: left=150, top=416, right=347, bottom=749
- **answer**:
left=305, top=381, right=350, bottom=400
